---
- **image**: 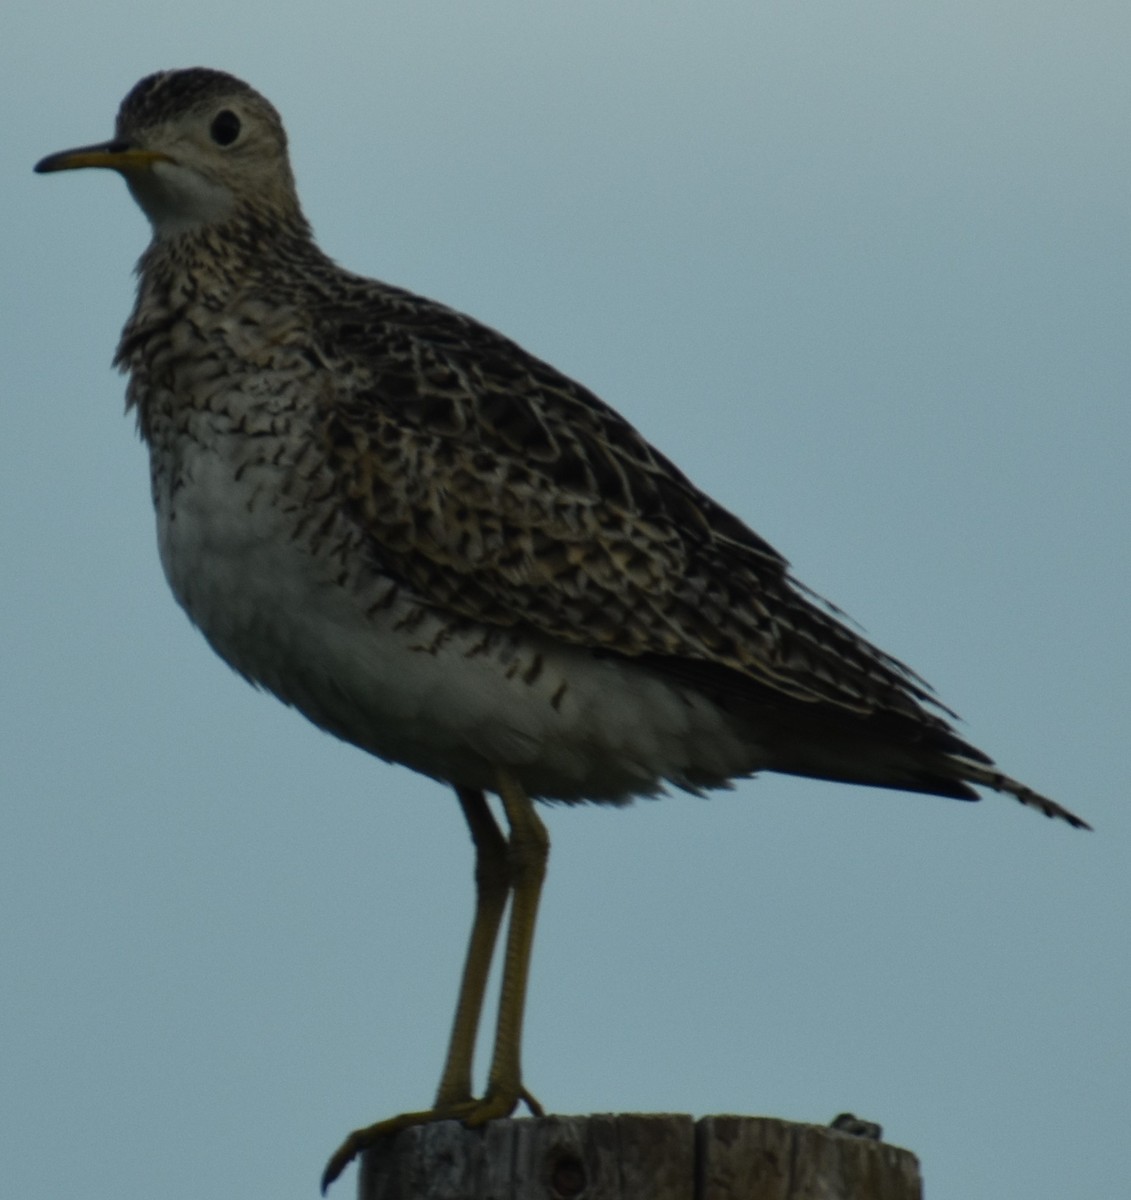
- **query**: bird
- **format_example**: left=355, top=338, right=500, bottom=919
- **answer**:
left=36, top=67, right=1089, bottom=1191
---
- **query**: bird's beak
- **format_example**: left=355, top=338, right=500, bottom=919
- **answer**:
left=34, top=140, right=172, bottom=175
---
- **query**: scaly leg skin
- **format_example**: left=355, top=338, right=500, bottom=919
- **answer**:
left=433, top=787, right=512, bottom=1109
left=466, top=770, right=549, bottom=1124
left=320, top=774, right=550, bottom=1192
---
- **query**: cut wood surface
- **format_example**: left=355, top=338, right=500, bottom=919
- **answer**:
left=358, top=1114, right=922, bottom=1200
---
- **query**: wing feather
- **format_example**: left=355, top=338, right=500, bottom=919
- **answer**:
left=312, top=282, right=947, bottom=724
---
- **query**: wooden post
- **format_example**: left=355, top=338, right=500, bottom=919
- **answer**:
left=358, top=1114, right=922, bottom=1200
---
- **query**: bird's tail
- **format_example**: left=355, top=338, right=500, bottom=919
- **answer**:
left=953, top=758, right=1091, bottom=829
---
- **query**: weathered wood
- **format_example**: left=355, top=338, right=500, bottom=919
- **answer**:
left=358, top=1114, right=921, bottom=1200
left=697, top=1116, right=921, bottom=1200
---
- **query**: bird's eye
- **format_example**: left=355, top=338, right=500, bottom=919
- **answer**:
left=210, top=110, right=241, bottom=146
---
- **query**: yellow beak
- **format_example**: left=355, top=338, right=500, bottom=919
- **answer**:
left=35, top=140, right=171, bottom=175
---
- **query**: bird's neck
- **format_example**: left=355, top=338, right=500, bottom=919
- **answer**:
left=119, top=204, right=321, bottom=344
left=114, top=205, right=327, bottom=439
left=140, top=198, right=316, bottom=287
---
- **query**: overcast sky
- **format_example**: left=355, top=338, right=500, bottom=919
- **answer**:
left=3, top=4, right=1128, bottom=1199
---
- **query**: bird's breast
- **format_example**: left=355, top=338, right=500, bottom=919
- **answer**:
left=144, top=385, right=765, bottom=804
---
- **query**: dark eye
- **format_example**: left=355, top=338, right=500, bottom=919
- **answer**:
left=210, top=110, right=241, bottom=146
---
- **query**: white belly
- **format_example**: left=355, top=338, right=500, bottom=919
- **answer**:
left=155, top=448, right=765, bottom=802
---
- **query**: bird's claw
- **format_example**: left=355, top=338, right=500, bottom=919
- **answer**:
left=320, top=1087, right=543, bottom=1192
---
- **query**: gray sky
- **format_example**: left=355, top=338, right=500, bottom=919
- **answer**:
left=3, top=4, right=1128, bottom=1199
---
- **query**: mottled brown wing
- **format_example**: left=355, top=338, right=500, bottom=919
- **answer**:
left=314, top=284, right=946, bottom=722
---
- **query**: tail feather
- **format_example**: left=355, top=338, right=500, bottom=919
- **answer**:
left=954, top=759, right=1091, bottom=830
left=648, top=656, right=1092, bottom=830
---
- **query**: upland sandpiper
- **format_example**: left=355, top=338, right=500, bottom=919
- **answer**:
left=36, top=68, right=1088, bottom=1191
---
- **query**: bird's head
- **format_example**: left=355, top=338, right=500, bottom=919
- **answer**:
left=35, top=68, right=303, bottom=238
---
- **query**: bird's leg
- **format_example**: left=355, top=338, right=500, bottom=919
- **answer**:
left=432, top=786, right=511, bottom=1108
left=320, top=776, right=548, bottom=1192
left=465, top=767, right=549, bottom=1123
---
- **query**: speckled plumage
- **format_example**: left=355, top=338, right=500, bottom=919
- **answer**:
left=36, top=64, right=1087, bottom=1187
left=71, top=68, right=1078, bottom=823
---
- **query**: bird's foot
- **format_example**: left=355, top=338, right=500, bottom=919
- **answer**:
left=320, top=1086, right=544, bottom=1192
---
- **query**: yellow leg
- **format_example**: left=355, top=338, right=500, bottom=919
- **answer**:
left=466, top=769, right=549, bottom=1122
left=432, top=787, right=510, bottom=1108
left=320, top=772, right=549, bottom=1192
